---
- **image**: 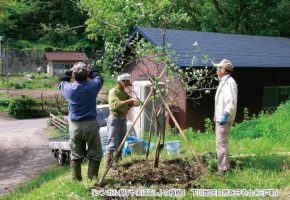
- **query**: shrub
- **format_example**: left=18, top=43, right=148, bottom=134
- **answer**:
left=243, top=107, right=250, bottom=121
left=204, top=118, right=214, bottom=134
left=231, top=118, right=264, bottom=139
left=232, top=100, right=290, bottom=141
left=0, top=98, right=10, bottom=107
left=43, top=82, right=52, bottom=88
left=14, top=83, right=24, bottom=89
left=48, top=107, right=65, bottom=116
left=8, top=96, right=38, bottom=119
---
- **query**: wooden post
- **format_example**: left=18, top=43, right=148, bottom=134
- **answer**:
left=41, top=93, right=44, bottom=111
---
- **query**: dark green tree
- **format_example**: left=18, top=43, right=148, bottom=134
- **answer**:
left=0, top=0, right=99, bottom=51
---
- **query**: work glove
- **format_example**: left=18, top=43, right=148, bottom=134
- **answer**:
left=59, top=70, right=72, bottom=82
left=88, top=69, right=101, bottom=79
left=219, top=112, right=229, bottom=125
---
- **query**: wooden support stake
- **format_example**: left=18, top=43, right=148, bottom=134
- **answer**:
left=159, top=91, right=204, bottom=170
left=146, top=109, right=154, bottom=160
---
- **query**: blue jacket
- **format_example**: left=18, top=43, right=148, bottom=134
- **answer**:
left=59, top=76, right=103, bottom=121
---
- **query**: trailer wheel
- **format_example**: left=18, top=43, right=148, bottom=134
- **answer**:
left=56, top=151, right=66, bottom=166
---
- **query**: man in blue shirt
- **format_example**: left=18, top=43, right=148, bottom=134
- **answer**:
left=59, top=62, right=103, bottom=181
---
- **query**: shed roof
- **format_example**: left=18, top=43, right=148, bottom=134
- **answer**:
left=44, top=52, right=88, bottom=61
left=126, top=27, right=290, bottom=68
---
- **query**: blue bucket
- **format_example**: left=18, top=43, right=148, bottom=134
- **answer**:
left=164, top=140, right=181, bottom=155
left=122, top=136, right=142, bottom=156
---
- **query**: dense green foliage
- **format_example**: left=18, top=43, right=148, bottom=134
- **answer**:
left=5, top=94, right=67, bottom=119
left=82, top=0, right=290, bottom=41
left=0, top=0, right=101, bottom=52
left=0, top=97, right=10, bottom=107
left=232, top=101, right=290, bottom=141
left=8, top=96, right=38, bottom=118
left=0, top=97, right=10, bottom=111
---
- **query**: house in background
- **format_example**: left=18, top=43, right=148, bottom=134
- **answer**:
left=113, top=26, right=290, bottom=130
left=44, top=52, right=88, bottom=75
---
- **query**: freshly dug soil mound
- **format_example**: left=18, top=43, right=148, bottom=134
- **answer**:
left=99, top=158, right=203, bottom=189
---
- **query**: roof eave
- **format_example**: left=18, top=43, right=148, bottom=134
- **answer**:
left=110, top=26, right=182, bottom=70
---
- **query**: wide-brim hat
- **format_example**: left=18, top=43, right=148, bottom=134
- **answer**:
left=215, top=59, right=234, bottom=72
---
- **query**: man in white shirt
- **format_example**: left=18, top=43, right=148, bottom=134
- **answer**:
left=214, top=59, right=238, bottom=174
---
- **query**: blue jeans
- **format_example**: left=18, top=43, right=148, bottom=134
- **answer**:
left=106, top=115, right=127, bottom=154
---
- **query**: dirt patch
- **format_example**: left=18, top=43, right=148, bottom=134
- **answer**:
left=0, top=89, right=61, bottom=99
left=93, top=154, right=243, bottom=191
left=0, top=112, right=16, bottom=121
left=97, top=158, right=203, bottom=189
left=0, top=89, right=107, bottom=101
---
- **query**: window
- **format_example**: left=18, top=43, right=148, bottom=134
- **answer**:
left=54, top=63, right=73, bottom=69
left=263, top=86, right=290, bottom=109
left=54, top=63, right=65, bottom=69
left=65, top=64, right=73, bottom=69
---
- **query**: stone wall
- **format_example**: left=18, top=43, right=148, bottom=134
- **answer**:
left=0, top=49, right=45, bottom=75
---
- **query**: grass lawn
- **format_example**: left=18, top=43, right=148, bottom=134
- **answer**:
left=0, top=73, right=59, bottom=90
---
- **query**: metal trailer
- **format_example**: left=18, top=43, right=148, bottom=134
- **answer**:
left=48, top=136, right=70, bottom=166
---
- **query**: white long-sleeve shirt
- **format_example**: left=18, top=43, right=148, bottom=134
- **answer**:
left=214, top=74, right=238, bottom=125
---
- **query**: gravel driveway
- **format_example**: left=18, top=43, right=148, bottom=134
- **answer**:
left=0, top=117, right=55, bottom=196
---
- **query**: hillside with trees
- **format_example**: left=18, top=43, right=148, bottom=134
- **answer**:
left=0, top=0, right=101, bottom=54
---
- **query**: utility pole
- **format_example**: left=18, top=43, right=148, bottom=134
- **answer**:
left=0, top=35, right=3, bottom=77
left=6, top=39, right=9, bottom=94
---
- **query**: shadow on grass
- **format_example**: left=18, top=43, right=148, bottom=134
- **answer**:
left=201, top=152, right=289, bottom=172
left=234, top=155, right=289, bottom=171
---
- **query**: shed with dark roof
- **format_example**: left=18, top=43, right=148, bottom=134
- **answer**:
left=114, top=27, right=290, bottom=130
left=44, top=52, right=88, bottom=75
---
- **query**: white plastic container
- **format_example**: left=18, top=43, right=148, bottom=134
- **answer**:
left=164, top=140, right=181, bottom=155
left=128, top=140, right=145, bottom=154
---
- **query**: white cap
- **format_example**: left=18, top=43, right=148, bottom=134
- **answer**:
left=215, top=59, right=234, bottom=72
left=117, top=73, right=131, bottom=82
left=71, top=62, right=87, bottom=73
